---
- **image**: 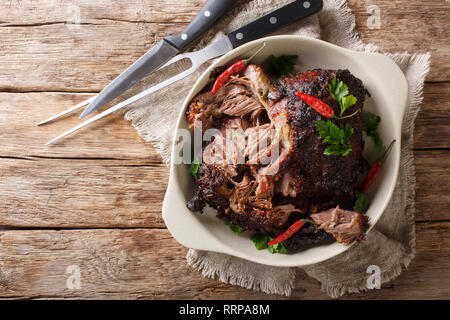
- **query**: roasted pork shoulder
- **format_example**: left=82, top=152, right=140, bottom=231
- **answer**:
left=186, top=64, right=369, bottom=251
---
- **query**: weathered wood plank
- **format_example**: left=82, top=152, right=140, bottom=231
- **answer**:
left=0, top=150, right=447, bottom=228
left=0, top=158, right=168, bottom=228
left=414, top=82, right=450, bottom=149
left=0, top=0, right=202, bottom=25
left=0, top=92, right=156, bottom=159
left=0, top=222, right=448, bottom=299
left=348, top=0, right=449, bottom=82
left=0, top=0, right=447, bottom=93
left=415, top=150, right=450, bottom=222
left=0, top=23, right=174, bottom=92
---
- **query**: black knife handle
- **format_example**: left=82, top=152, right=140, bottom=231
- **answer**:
left=164, top=0, right=237, bottom=51
left=227, top=0, right=323, bottom=48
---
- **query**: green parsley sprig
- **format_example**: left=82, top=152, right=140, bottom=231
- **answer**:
left=328, top=78, right=358, bottom=117
left=363, top=114, right=384, bottom=153
left=354, top=190, right=370, bottom=214
left=189, top=153, right=201, bottom=180
left=250, top=234, right=288, bottom=254
left=224, top=220, right=244, bottom=234
left=316, top=120, right=354, bottom=156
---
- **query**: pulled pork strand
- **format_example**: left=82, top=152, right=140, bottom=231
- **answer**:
left=311, top=206, right=369, bottom=244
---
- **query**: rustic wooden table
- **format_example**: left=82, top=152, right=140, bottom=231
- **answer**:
left=0, top=0, right=449, bottom=299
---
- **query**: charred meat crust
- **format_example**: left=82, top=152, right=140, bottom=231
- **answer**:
left=186, top=164, right=233, bottom=213
left=268, top=69, right=369, bottom=211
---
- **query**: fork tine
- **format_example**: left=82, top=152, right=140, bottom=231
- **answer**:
left=159, top=53, right=191, bottom=70
left=46, top=66, right=198, bottom=145
left=39, top=55, right=191, bottom=126
left=46, top=107, right=113, bottom=145
left=37, top=96, right=95, bottom=126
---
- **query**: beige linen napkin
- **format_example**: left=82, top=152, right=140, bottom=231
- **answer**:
left=122, top=0, right=430, bottom=297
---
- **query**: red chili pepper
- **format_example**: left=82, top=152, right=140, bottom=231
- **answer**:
left=295, top=92, right=335, bottom=118
left=362, top=162, right=382, bottom=192
left=295, top=92, right=361, bottom=120
left=211, top=43, right=266, bottom=95
left=268, top=219, right=316, bottom=246
left=362, top=140, right=396, bottom=192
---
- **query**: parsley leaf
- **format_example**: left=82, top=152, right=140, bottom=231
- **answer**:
left=224, top=220, right=244, bottom=234
left=341, top=95, right=358, bottom=113
left=250, top=234, right=288, bottom=254
left=251, top=234, right=269, bottom=250
left=328, top=78, right=349, bottom=103
left=262, top=55, right=298, bottom=78
left=363, top=114, right=384, bottom=152
left=315, top=119, right=331, bottom=137
left=324, top=144, right=352, bottom=156
left=316, top=120, right=353, bottom=156
left=189, top=153, right=200, bottom=180
left=354, top=190, right=370, bottom=214
left=328, top=78, right=358, bottom=116
left=267, top=239, right=288, bottom=254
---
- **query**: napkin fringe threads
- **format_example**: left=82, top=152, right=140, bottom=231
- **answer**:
left=187, top=250, right=297, bottom=297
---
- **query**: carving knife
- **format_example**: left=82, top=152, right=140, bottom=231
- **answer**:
left=46, top=0, right=323, bottom=145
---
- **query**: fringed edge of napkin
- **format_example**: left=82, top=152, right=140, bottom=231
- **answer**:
left=322, top=0, right=379, bottom=53
left=187, top=250, right=296, bottom=296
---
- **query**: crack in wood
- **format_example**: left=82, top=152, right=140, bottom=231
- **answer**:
left=0, top=155, right=36, bottom=161
left=0, top=88, right=99, bottom=94
left=413, top=148, right=450, bottom=152
left=0, top=21, right=100, bottom=27
left=0, top=19, right=190, bottom=28
left=29, top=155, right=134, bottom=161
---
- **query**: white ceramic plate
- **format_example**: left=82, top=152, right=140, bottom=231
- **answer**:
left=162, top=35, right=408, bottom=267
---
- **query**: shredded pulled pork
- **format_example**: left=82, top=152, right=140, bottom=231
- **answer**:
left=219, top=93, right=262, bottom=117
left=311, top=206, right=369, bottom=244
left=245, top=123, right=276, bottom=165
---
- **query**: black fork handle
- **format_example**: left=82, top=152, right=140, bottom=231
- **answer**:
left=164, top=0, right=237, bottom=52
left=227, top=0, right=323, bottom=48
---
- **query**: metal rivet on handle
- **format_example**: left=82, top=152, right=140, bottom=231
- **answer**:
left=181, top=34, right=188, bottom=40
left=303, top=1, right=311, bottom=8
left=270, top=17, right=277, bottom=24
left=204, top=10, right=211, bottom=17
left=236, top=33, right=244, bottom=40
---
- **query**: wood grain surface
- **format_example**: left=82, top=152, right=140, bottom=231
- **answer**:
left=0, top=0, right=449, bottom=299
left=0, top=222, right=449, bottom=299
